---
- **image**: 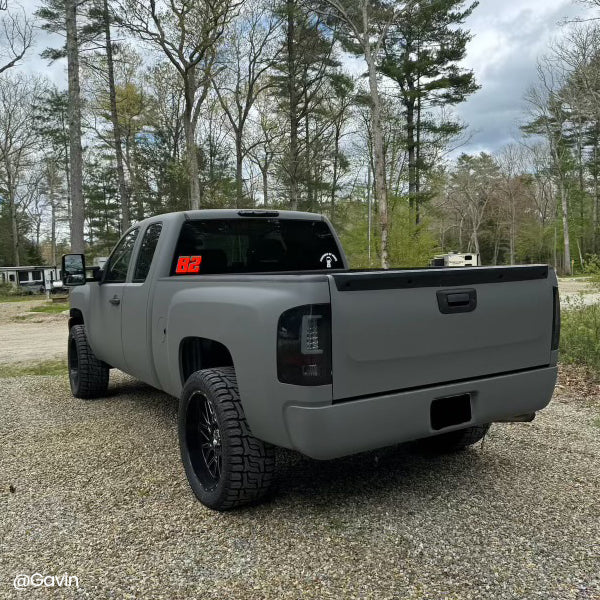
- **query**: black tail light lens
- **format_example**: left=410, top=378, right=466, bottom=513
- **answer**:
left=277, top=304, right=332, bottom=386
left=551, top=285, right=560, bottom=350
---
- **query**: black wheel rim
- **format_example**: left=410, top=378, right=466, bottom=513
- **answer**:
left=68, top=335, right=79, bottom=389
left=186, top=391, right=222, bottom=490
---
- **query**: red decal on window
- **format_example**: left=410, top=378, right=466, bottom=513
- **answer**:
left=176, top=256, right=202, bottom=274
left=188, top=256, right=202, bottom=273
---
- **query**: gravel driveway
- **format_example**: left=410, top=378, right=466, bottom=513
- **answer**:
left=1, top=369, right=599, bottom=599
left=0, top=299, right=67, bottom=366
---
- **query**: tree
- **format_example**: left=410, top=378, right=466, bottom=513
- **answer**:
left=523, top=58, right=574, bottom=274
left=33, top=87, right=71, bottom=223
left=86, top=0, right=131, bottom=230
left=36, top=0, right=86, bottom=253
left=271, top=0, right=339, bottom=210
left=319, top=0, right=398, bottom=268
left=446, top=153, right=500, bottom=257
left=213, top=0, right=280, bottom=204
left=0, top=74, right=47, bottom=266
left=66, top=0, right=85, bottom=252
left=245, top=93, right=284, bottom=206
left=115, top=0, right=241, bottom=210
left=0, top=4, right=34, bottom=74
left=379, top=0, right=478, bottom=225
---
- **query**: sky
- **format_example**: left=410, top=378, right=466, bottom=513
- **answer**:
left=10, top=0, right=599, bottom=156
left=455, top=0, right=596, bottom=154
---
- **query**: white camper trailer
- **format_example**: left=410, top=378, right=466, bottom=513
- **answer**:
left=0, top=266, right=63, bottom=293
left=430, top=252, right=480, bottom=267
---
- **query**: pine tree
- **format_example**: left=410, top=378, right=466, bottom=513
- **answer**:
left=380, top=0, right=479, bottom=224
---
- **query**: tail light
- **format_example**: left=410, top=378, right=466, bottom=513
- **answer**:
left=277, top=304, right=332, bottom=385
left=551, top=286, right=560, bottom=350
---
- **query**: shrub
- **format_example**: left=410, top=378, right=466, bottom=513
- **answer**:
left=560, top=297, right=600, bottom=375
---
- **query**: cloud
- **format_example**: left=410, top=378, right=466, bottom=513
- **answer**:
left=456, top=0, right=596, bottom=155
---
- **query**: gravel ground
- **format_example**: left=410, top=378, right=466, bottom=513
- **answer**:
left=0, top=299, right=67, bottom=366
left=558, top=278, right=600, bottom=307
left=1, top=370, right=599, bottom=599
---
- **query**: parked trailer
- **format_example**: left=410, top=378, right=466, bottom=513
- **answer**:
left=0, top=266, right=63, bottom=293
left=431, top=252, right=480, bottom=267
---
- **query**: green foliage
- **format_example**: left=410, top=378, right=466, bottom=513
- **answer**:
left=336, top=201, right=376, bottom=268
left=30, top=303, right=69, bottom=314
left=388, top=200, right=439, bottom=267
left=337, top=198, right=438, bottom=268
left=560, top=300, right=600, bottom=375
left=84, top=156, right=122, bottom=256
left=0, top=359, right=67, bottom=378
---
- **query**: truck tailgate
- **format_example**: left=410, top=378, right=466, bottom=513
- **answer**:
left=328, top=266, right=556, bottom=401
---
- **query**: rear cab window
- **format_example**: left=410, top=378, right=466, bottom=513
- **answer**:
left=171, top=218, right=342, bottom=275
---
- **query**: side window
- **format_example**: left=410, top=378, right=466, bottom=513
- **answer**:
left=133, top=223, right=162, bottom=283
left=104, top=229, right=139, bottom=283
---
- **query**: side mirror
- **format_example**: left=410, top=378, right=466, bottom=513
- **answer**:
left=62, top=254, right=86, bottom=286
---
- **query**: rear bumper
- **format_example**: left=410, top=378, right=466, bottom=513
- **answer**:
left=284, top=366, right=558, bottom=459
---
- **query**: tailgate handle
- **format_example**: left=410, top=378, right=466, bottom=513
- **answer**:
left=437, top=288, right=477, bottom=314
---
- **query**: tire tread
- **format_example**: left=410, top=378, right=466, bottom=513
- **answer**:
left=69, top=324, right=109, bottom=399
left=180, top=367, right=274, bottom=510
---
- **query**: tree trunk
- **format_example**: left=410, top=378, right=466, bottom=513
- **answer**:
left=331, top=122, right=341, bottom=221
left=406, top=98, right=416, bottom=221
left=509, top=195, right=516, bottom=265
left=103, top=0, right=130, bottom=232
left=235, top=130, right=243, bottom=205
left=180, top=65, right=202, bottom=210
left=261, top=162, right=269, bottom=206
left=286, top=0, right=299, bottom=210
left=9, top=185, right=19, bottom=266
left=183, top=98, right=201, bottom=210
left=66, top=0, right=84, bottom=253
left=415, top=88, right=422, bottom=225
left=362, top=6, right=388, bottom=269
left=51, top=193, right=57, bottom=267
left=471, top=228, right=480, bottom=255
left=560, top=179, right=572, bottom=275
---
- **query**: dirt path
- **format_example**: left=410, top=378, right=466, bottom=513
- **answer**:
left=558, top=276, right=600, bottom=306
left=0, top=299, right=68, bottom=366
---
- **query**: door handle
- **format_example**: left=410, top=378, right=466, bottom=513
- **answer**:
left=109, top=296, right=121, bottom=306
left=436, top=288, right=477, bottom=314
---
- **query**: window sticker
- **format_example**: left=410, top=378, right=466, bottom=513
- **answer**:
left=319, top=252, right=338, bottom=268
left=176, top=256, right=202, bottom=274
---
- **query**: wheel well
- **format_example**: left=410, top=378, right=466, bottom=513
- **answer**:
left=180, top=337, right=234, bottom=385
left=69, top=308, right=84, bottom=330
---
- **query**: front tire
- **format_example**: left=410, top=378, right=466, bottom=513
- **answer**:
left=68, top=324, right=109, bottom=399
left=418, top=424, right=491, bottom=453
left=179, top=367, right=275, bottom=510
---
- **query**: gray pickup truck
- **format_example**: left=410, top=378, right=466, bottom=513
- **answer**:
left=62, top=209, right=559, bottom=510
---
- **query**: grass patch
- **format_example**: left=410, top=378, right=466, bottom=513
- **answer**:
left=0, top=359, right=67, bottom=378
left=560, top=301, right=600, bottom=375
left=0, top=294, right=37, bottom=303
left=29, top=303, right=68, bottom=314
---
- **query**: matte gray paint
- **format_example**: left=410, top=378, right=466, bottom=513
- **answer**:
left=285, top=366, right=558, bottom=459
left=69, top=210, right=558, bottom=458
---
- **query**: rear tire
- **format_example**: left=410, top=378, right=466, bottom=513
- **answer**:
left=179, top=367, right=275, bottom=510
left=68, top=324, right=109, bottom=399
left=418, top=424, right=491, bottom=453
